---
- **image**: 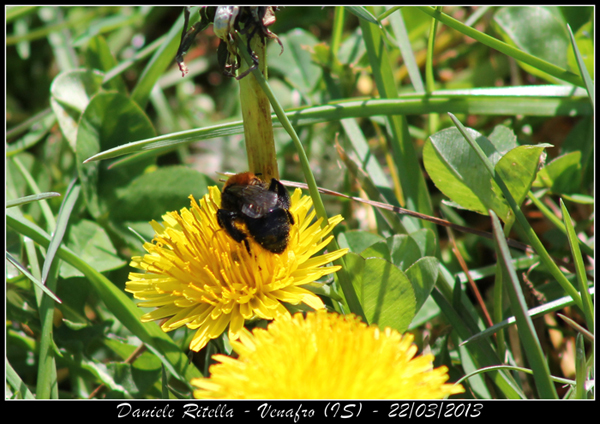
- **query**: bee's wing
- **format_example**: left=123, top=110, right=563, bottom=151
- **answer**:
left=238, top=185, right=278, bottom=218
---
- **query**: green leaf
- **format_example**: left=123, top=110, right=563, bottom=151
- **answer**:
left=448, top=113, right=583, bottom=310
left=337, top=230, right=385, bottom=254
left=360, top=240, right=391, bottom=262
left=85, top=35, right=128, bottom=93
left=405, top=256, right=439, bottom=314
left=110, top=166, right=214, bottom=223
left=59, top=219, right=126, bottom=279
left=406, top=228, right=438, bottom=257
left=385, top=234, right=422, bottom=271
left=494, top=144, right=551, bottom=213
left=425, top=125, right=550, bottom=222
left=50, top=69, right=105, bottom=147
left=268, top=28, right=322, bottom=96
left=493, top=6, right=569, bottom=83
left=75, top=91, right=156, bottom=218
left=424, top=126, right=509, bottom=217
left=533, top=151, right=582, bottom=194
left=346, top=252, right=417, bottom=333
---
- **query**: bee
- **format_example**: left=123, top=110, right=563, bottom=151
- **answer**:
left=217, top=172, right=294, bottom=254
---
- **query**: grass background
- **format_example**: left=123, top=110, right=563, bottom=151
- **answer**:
left=6, top=6, right=594, bottom=400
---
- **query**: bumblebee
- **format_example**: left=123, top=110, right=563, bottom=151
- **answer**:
left=217, top=172, right=294, bottom=254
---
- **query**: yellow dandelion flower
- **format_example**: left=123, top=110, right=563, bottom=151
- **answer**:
left=191, top=310, right=465, bottom=399
left=125, top=186, right=348, bottom=352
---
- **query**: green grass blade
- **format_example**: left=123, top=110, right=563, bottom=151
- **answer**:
left=6, top=192, right=61, bottom=209
left=360, top=7, right=436, bottom=236
left=130, top=7, right=199, bottom=109
left=6, top=358, right=36, bottom=399
left=416, top=6, right=584, bottom=88
left=6, top=5, right=38, bottom=23
left=6, top=112, right=56, bottom=157
left=161, top=364, right=169, bottom=399
left=464, top=6, right=492, bottom=27
left=35, top=256, right=60, bottom=399
left=39, top=7, right=78, bottom=72
left=425, top=7, right=440, bottom=93
left=431, top=287, right=525, bottom=399
left=558, top=313, right=594, bottom=343
left=6, top=107, right=54, bottom=140
left=330, top=7, right=345, bottom=53
left=573, top=334, right=588, bottom=399
left=21, top=233, right=60, bottom=399
left=103, top=34, right=166, bottom=85
left=41, top=180, right=79, bottom=284
left=10, top=156, right=56, bottom=231
left=461, top=287, right=594, bottom=346
left=388, top=8, right=425, bottom=93
left=346, top=6, right=380, bottom=26
left=560, top=200, right=594, bottom=332
left=82, top=87, right=592, bottom=165
left=490, top=210, right=558, bottom=399
left=340, top=118, right=395, bottom=195
left=528, top=192, right=594, bottom=258
left=567, top=24, right=594, bottom=107
left=6, top=251, right=61, bottom=304
left=448, top=112, right=583, bottom=310
left=456, top=364, right=575, bottom=388
left=6, top=211, right=203, bottom=385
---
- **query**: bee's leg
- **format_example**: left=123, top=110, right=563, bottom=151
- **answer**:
left=268, top=178, right=291, bottom=209
left=217, top=209, right=250, bottom=252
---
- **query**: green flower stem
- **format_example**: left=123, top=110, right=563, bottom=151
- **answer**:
left=234, top=31, right=366, bottom=323
left=236, top=32, right=279, bottom=180
left=234, top=32, right=325, bottom=224
left=416, top=6, right=584, bottom=88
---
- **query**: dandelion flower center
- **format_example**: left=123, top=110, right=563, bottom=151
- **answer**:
left=191, top=310, right=465, bottom=399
